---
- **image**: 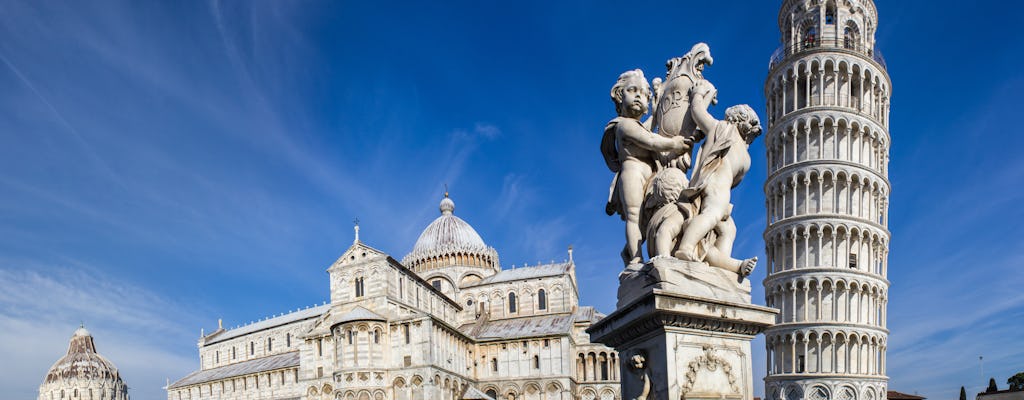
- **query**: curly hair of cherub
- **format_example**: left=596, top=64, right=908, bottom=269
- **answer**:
left=650, top=168, right=688, bottom=206
left=610, top=69, right=652, bottom=114
left=725, top=104, right=762, bottom=137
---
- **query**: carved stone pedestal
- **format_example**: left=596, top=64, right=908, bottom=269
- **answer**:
left=588, top=260, right=776, bottom=400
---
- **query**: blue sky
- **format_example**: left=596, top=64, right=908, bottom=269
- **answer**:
left=2, top=1, right=1023, bottom=399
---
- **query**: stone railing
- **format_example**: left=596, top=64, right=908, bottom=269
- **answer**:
left=769, top=35, right=887, bottom=70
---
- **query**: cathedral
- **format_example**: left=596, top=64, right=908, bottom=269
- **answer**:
left=167, top=195, right=621, bottom=400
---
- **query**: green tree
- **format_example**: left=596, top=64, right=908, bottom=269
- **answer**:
left=1009, top=372, right=1024, bottom=391
left=988, top=378, right=999, bottom=393
left=961, top=386, right=967, bottom=400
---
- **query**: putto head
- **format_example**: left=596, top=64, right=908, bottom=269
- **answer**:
left=610, top=69, right=652, bottom=118
left=724, top=104, right=762, bottom=143
left=650, top=168, right=688, bottom=206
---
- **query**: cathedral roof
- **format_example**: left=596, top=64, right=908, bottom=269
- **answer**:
left=461, top=386, right=496, bottom=399
left=334, top=306, right=387, bottom=324
left=42, top=326, right=124, bottom=385
left=410, top=194, right=487, bottom=253
left=468, top=261, right=571, bottom=286
left=459, top=313, right=576, bottom=341
left=168, top=351, right=299, bottom=389
left=204, top=304, right=329, bottom=345
left=402, top=194, right=500, bottom=272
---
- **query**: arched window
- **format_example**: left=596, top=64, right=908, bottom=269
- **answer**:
left=844, top=22, right=861, bottom=50
left=508, top=292, right=517, bottom=313
left=804, top=25, right=818, bottom=48
left=491, top=358, right=498, bottom=372
left=232, top=347, right=236, bottom=359
left=534, top=355, right=541, bottom=369
left=354, top=277, right=365, bottom=297
left=249, top=341, right=254, bottom=355
left=486, top=389, right=498, bottom=399
left=825, top=1, right=836, bottom=25
left=537, top=289, right=547, bottom=310
left=286, top=333, right=291, bottom=347
left=374, top=330, right=380, bottom=344
left=267, top=338, right=273, bottom=352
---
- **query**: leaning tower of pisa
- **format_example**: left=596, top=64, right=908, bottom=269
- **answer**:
left=762, top=1, right=891, bottom=399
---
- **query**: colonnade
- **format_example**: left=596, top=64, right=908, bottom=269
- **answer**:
left=764, top=278, right=887, bottom=327
left=766, top=331, right=886, bottom=376
left=767, top=57, right=889, bottom=128
left=766, top=169, right=889, bottom=226
left=764, top=224, right=888, bottom=276
left=576, top=352, right=618, bottom=382
left=766, top=116, right=888, bottom=174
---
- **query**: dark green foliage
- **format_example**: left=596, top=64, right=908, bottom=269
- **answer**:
left=961, top=386, right=967, bottom=400
left=988, top=378, right=999, bottom=393
left=1009, top=372, right=1024, bottom=391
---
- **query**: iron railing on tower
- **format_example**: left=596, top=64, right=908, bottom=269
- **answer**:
left=768, top=34, right=887, bottom=71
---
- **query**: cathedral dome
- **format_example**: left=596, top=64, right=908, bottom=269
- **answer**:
left=402, top=194, right=499, bottom=274
left=39, top=326, right=129, bottom=400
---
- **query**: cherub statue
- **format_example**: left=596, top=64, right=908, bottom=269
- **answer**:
left=602, top=69, right=691, bottom=266
left=642, top=167, right=692, bottom=259
left=674, top=79, right=761, bottom=278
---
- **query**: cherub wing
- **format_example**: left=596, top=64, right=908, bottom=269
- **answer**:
left=601, top=118, right=622, bottom=173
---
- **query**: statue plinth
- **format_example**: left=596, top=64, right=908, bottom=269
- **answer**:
left=589, top=259, right=777, bottom=400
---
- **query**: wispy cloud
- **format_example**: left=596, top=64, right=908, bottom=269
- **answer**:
left=0, top=261, right=202, bottom=400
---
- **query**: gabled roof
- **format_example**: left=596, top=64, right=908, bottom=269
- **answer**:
left=334, top=306, right=387, bottom=324
left=572, top=306, right=605, bottom=323
left=204, top=304, right=329, bottom=345
left=469, top=262, right=570, bottom=286
left=887, top=391, right=926, bottom=400
left=462, top=386, right=495, bottom=399
left=168, top=351, right=300, bottom=389
left=459, top=313, right=575, bottom=341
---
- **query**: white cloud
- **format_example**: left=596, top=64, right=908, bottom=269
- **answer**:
left=473, top=122, right=502, bottom=140
left=0, top=262, right=201, bottom=400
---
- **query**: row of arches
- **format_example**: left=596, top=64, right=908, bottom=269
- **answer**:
left=765, top=224, right=888, bottom=276
left=466, top=284, right=567, bottom=318
left=765, top=277, right=887, bottom=326
left=779, top=0, right=877, bottom=54
left=478, top=381, right=577, bottom=400
left=404, top=249, right=499, bottom=272
left=767, top=116, right=888, bottom=174
left=332, top=322, right=387, bottom=367
left=766, top=169, right=889, bottom=226
left=576, top=351, right=619, bottom=382
left=45, top=387, right=126, bottom=400
left=767, top=55, right=889, bottom=129
left=767, top=330, right=887, bottom=376
left=767, top=382, right=886, bottom=400
left=391, top=374, right=468, bottom=400
left=174, top=368, right=298, bottom=400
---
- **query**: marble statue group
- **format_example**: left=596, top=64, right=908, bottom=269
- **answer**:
left=601, top=43, right=762, bottom=280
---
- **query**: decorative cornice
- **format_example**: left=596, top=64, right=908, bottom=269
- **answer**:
left=587, top=291, right=777, bottom=348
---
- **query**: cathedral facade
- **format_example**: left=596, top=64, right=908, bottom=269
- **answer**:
left=168, top=195, right=620, bottom=400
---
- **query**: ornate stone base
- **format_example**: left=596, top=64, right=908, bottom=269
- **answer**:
left=588, top=286, right=776, bottom=400
left=618, top=257, right=752, bottom=308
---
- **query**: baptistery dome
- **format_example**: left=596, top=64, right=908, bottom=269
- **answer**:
left=402, top=194, right=499, bottom=276
left=39, top=326, right=129, bottom=400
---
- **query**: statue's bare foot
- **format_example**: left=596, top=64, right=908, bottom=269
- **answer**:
left=739, top=257, right=757, bottom=278
left=673, top=248, right=699, bottom=262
